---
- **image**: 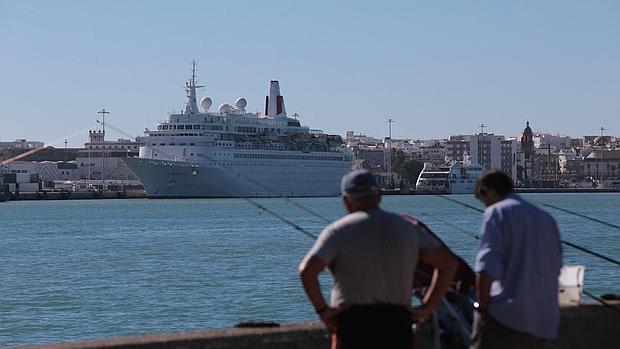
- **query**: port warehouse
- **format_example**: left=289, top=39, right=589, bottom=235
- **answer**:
left=0, top=133, right=143, bottom=199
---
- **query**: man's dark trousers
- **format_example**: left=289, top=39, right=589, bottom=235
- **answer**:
left=336, top=304, right=413, bottom=349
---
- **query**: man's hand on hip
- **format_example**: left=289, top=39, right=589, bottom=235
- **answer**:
left=319, top=307, right=341, bottom=333
left=410, top=304, right=433, bottom=322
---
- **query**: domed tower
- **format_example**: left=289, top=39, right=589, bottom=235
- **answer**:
left=521, top=121, right=534, bottom=185
left=522, top=121, right=534, bottom=160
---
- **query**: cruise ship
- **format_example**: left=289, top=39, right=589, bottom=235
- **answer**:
left=124, top=63, right=352, bottom=198
left=415, top=155, right=484, bottom=194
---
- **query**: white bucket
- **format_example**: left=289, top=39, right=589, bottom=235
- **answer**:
left=558, top=265, right=585, bottom=306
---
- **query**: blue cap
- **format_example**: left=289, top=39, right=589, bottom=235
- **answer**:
left=341, top=170, right=379, bottom=197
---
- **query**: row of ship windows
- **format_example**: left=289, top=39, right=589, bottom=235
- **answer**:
left=207, top=162, right=343, bottom=169
left=159, top=124, right=225, bottom=131
left=89, top=145, right=139, bottom=149
left=234, top=153, right=348, bottom=161
left=157, top=124, right=287, bottom=133
left=150, top=133, right=202, bottom=137
left=150, top=143, right=285, bottom=151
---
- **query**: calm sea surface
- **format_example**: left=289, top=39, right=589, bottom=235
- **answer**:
left=1, top=193, right=619, bottom=347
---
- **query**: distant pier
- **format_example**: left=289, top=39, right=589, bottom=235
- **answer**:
left=381, top=188, right=620, bottom=195
left=6, top=190, right=147, bottom=201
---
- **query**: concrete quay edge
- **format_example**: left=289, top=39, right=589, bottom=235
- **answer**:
left=12, top=303, right=620, bottom=349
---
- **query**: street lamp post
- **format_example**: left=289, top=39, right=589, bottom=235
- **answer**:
left=97, top=109, right=110, bottom=190
left=478, top=123, right=486, bottom=168
left=599, top=126, right=606, bottom=183
left=387, top=118, right=395, bottom=187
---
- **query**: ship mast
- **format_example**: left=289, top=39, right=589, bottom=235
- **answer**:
left=184, top=59, right=204, bottom=115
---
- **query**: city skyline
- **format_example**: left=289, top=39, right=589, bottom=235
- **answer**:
left=1, top=1, right=619, bottom=147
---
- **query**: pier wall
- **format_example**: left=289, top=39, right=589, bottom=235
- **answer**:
left=8, top=190, right=146, bottom=201
left=17, top=303, right=620, bottom=349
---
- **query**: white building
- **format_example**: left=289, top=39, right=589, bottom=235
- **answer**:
left=584, top=150, right=620, bottom=180
left=446, top=133, right=517, bottom=180
left=344, top=131, right=384, bottom=150
left=0, top=139, right=44, bottom=150
left=533, top=133, right=571, bottom=150
left=76, top=130, right=142, bottom=181
left=1, top=161, right=78, bottom=181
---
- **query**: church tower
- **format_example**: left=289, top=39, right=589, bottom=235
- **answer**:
left=521, top=121, right=534, bottom=184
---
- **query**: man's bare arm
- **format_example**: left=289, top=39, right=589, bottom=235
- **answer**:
left=299, top=256, right=329, bottom=312
left=413, top=247, right=458, bottom=319
left=299, top=256, right=339, bottom=332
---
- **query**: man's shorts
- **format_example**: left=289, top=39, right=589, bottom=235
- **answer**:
left=336, top=304, right=413, bottom=349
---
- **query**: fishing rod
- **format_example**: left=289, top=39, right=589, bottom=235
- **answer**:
left=191, top=155, right=482, bottom=308
left=420, top=212, right=480, bottom=240
left=196, top=152, right=332, bottom=225
left=426, top=201, right=620, bottom=315
left=115, top=123, right=478, bottom=307
left=582, top=290, right=620, bottom=316
left=533, top=200, right=620, bottom=232
left=434, top=195, right=620, bottom=267
left=108, top=121, right=617, bottom=314
left=151, top=150, right=321, bottom=240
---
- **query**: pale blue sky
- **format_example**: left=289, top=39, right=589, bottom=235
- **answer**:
left=1, top=0, right=618, bottom=147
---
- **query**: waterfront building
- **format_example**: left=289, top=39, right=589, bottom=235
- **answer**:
left=582, top=135, right=618, bottom=148
left=446, top=133, right=516, bottom=180
left=345, top=132, right=389, bottom=181
left=350, top=148, right=385, bottom=170
left=558, top=150, right=585, bottom=181
left=344, top=131, right=384, bottom=150
left=0, top=146, right=79, bottom=163
left=570, top=138, right=582, bottom=148
left=0, top=131, right=142, bottom=189
left=584, top=150, right=620, bottom=181
left=415, top=143, right=446, bottom=164
left=1, top=160, right=78, bottom=182
left=382, top=138, right=447, bottom=165
left=76, top=130, right=142, bottom=182
left=532, top=147, right=560, bottom=185
left=0, top=139, right=44, bottom=150
left=533, top=133, right=571, bottom=150
left=1, top=172, right=40, bottom=193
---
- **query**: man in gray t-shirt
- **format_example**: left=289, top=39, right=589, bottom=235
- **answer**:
left=299, top=170, right=458, bottom=349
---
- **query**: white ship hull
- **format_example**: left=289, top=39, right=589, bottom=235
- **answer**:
left=124, top=157, right=349, bottom=198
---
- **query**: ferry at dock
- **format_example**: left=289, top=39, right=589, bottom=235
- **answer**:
left=415, top=155, right=484, bottom=194
left=124, top=62, right=352, bottom=198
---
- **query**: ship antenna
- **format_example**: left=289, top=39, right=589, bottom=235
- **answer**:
left=184, top=59, right=204, bottom=114
left=191, top=59, right=197, bottom=86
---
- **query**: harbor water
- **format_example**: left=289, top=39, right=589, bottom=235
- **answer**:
left=1, top=193, right=618, bottom=347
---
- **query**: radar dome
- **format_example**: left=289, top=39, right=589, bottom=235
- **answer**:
left=218, top=103, right=232, bottom=113
left=235, top=97, right=247, bottom=109
left=200, top=97, right=212, bottom=111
